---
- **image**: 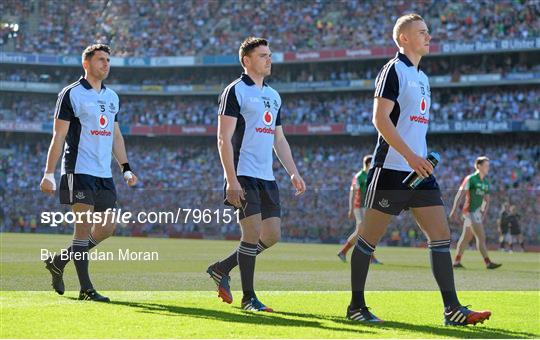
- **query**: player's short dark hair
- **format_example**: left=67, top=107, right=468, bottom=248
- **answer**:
left=475, top=156, right=490, bottom=168
left=239, top=37, right=268, bottom=67
left=82, top=43, right=111, bottom=61
left=363, top=155, right=373, bottom=168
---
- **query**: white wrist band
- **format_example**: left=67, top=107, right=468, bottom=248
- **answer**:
left=44, top=173, right=56, bottom=190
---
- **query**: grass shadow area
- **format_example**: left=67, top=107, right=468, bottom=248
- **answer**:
left=66, top=297, right=374, bottom=336
left=273, top=310, right=538, bottom=339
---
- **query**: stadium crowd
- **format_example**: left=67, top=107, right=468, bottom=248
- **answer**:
left=1, top=56, right=538, bottom=86
left=3, top=0, right=539, bottom=56
left=2, top=136, right=538, bottom=246
left=1, top=87, right=538, bottom=125
left=1, top=0, right=538, bottom=252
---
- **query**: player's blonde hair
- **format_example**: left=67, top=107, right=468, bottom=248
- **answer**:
left=475, top=156, right=490, bottom=169
left=393, top=13, right=425, bottom=47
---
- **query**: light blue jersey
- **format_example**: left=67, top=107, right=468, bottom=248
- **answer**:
left=55, top=77, right=119, bottom=178
left=372, top=52, right=431, bottom=172
left=218, top=73, right=282, bottom=181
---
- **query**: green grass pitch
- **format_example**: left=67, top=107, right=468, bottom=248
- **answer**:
left=1, top=233, right=539, bottom=338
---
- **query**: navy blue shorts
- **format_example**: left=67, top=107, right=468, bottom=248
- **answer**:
left=224, top=176, right=281, bottom=220
left=59, top=173, right=117, bottom=212
left=510, top=224, right=521, bottom=236
left=364, top=167, right=443, bottom=216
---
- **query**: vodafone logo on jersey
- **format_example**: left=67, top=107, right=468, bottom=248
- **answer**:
left=420, top=97, right=427, bottom=115
left=409, top=115, right=429, bottom=124
left=99, top=114, right=109, bottom=129
left=255, top=111, right=275, bottom=134
left=263, top=111, right=273, bottom=126
left=255, top=127, right=275, bottom=134
left=90, top=114, right=112, bottom=136
left=90, top=130, right=112, bottom=136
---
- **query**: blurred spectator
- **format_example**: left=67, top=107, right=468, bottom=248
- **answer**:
left=4, top=0, right=539, bottom=56
left=1, top=135, right=538, bottom=246
left=1, top=87, right=538, bottom=124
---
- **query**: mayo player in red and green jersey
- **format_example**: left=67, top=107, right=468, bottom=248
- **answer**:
left=450, top=156, right=501, bottom=269
left=338, top=155, right=381, bottom=264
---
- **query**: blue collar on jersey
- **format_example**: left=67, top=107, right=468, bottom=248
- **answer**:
left=79, top=76, right=107, bottom=90
left=397, top=52, right=421, bottom=71
left=241, top=73, right=268, bottom=87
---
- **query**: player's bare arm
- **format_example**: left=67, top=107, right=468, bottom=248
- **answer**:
left=273, top=125, right=306, bottom=196
left=217, top=114, right=244, bottom=207
left=112, top=122, right=137, bottom=186
left=372, top=97, right=433, bottom=177
left=40, top=119, right=70, bottom=194
left=348, top=183, right=355, bottom=219
left=449, top=180, right=466, bottom=220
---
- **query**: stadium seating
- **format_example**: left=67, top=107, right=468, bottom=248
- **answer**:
left=3, top=0, right=539, bottom=55
left=2, top=137, right=538, bottom=245
left=1, top=87, right=538, bottom=124
left=1, top=0, right=537, bottom=248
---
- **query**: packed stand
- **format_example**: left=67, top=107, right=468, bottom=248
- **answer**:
left=5, top=0, right=539, bottom=56
left=2, top=136, right=538, bottom=246
left=1, top=87, right=538, bottom=124
left=0, top=1, right=32, bottom=46
left=211, top=0, right=540, bottom=55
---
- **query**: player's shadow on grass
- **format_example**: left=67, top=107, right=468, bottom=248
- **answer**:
left=273, top=311, right=537, bottom=339
left=83, top=299, right=375, bottom=335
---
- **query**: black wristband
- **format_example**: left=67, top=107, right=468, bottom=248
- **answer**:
left=121, top=163, right=132, bottom=173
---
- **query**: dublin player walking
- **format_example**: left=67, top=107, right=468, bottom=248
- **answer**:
left=206, top=37, right=306, bottom=312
